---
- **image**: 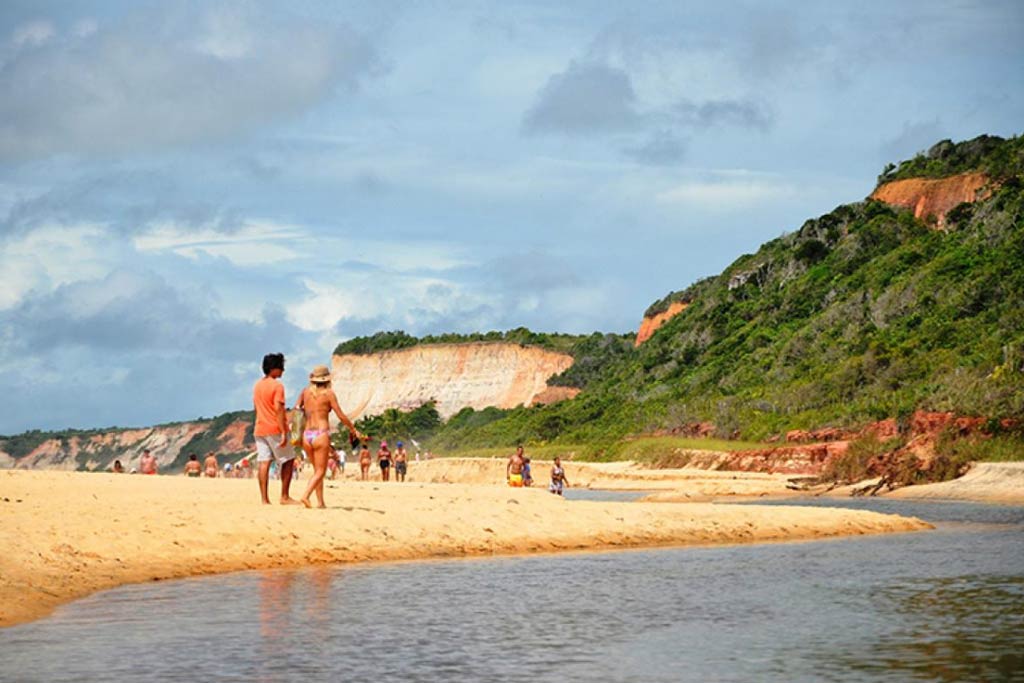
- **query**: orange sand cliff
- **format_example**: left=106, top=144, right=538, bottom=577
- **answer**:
left=870, top=173, right=991, bottom=227
left=635, top=301, right=689, bottom=347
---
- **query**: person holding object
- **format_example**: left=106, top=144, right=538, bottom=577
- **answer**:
left=294, top=365, right=365, bottom=508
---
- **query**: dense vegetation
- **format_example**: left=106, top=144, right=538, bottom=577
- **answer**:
left=7, top=135, right=1023, bottom=468
left=421, top=136, right=1024, bottom=451
left=333, top=327, right=591, bottom=356
left=877, top=134, right=1023, bottom=184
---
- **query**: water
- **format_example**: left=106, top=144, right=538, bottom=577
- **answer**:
left=2, top=499, right=1022, bottom=682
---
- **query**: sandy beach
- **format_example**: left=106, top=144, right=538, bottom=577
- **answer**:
left=403, top=457, right=799, bottom=496
left=885, top=462, right=1024, bottom=505
left=0, top=466, right=930, bottom=628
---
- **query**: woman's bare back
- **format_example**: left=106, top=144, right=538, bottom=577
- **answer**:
left=302, top=388, right=337, bottom=430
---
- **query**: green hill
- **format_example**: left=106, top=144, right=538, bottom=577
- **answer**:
left=426, top=134, right=1024, bottom=450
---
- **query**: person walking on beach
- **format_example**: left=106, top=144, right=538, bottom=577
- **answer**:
left=522, top=455, right=533, bottom=487
left=204, top=452, right=218, bottom=477
left=507, top=445, right=525, bottom=487
left=359, top=443, right=372, bottom=480
left=184, top=453, right=202, bottom=477
left=294, top=365, right=364, bottom=508
left=253, top=352, right=298, bottom=505
left=140, top=449, right=158, bottom=475
left=549, top=457, right=570, bottom=496
left=378, top=441, right=392, bottom=481
left=394, top=441, right=408, bottom=482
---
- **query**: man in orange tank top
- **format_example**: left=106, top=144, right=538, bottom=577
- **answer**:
left=253, top=352, right=299, bottom=505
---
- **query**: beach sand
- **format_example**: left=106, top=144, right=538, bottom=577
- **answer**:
left=403, top=457, right=798, bottom=496
left=885, top=462, right=1024, bottom=505
left=0, top=468, right=929, bottom=628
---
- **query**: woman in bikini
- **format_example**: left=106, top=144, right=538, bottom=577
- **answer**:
left=294, top=365, right=365, bottom=508
left=359, top=444, right=372, bottom=480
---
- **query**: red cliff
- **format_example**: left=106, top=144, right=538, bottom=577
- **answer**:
left=635, top=301, right=688, bottom=347
left=870, top=172, right=991, bottom=227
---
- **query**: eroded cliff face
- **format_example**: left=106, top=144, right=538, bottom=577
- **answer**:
left=0, top=420, right=252, bottom=472
left=870, top=172, right=991, bottom=227
left=635, top=300, right=688, bottom=347
left=332, top=342, right=577, bottom=419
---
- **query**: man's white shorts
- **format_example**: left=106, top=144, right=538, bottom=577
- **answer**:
left=254, top=435, right=296, bottom=463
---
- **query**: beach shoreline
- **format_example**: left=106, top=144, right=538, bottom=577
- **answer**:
left=0, top=468, right=931, bottom=628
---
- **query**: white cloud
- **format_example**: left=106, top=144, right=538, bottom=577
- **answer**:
left=0, top=7, right=379, bottom=159
left=133, top=220, right=306, bottom=266
left=656, top=176, right=796, bottom=208
left=0, top=223, right=110, bottom=309
left=11, top=20, right=55, bottom=48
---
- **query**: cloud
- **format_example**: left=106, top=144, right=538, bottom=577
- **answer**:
left=0, top=7, right=380, bottom=160
left=879, top=119, right=947, bottom=163
left=0, top=267, right=327, bottom=432
left=673, top=98, right=773, bottom=131
left=522, top=61, right=640, bottom=135
left=10, top=20, right=55, bottom=48
left=622, top=129, right=688, bottom=166
left=0, top=167, right=244, bottom=239
left=656, top=175, right=796, bottom=208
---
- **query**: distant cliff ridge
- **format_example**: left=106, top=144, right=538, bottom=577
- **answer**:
left=635, top=300, right=688, bottom=346
left=871, top=172, right=992, bottom=227
left=0, top=413, right=253, bottom=472
left=331, top=342, right=578, bottom=419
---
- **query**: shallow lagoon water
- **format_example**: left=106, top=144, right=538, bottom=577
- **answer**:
left=2, top=499, right=1022, bottom=682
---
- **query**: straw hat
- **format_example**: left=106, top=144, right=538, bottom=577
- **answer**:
left=309, top=365, right=332, bottom=383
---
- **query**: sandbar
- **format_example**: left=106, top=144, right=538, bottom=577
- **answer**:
left=0, top=468, right=929, bottom=628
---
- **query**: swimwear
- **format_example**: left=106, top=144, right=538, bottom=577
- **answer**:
left=395, top=461, right=407, bottom=475
left=508, top=473, right=523, bottom=487
left=187, top=471, right=200, bottom=478
left=304, top=428, right=329, bottom=444
left=549, top=481, right=563, bottom=495
left=205, top=468, right=217, bottom=477
left=379, top=458, right=391, bottom=469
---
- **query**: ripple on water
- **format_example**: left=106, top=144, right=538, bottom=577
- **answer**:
left=0, top=500, right=1022, bottom=683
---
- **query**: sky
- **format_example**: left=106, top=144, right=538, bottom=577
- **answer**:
left=1, top=0, right=1022, bottom=433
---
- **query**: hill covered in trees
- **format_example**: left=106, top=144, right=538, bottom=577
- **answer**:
left=424, top=134, right=1024, bottom=449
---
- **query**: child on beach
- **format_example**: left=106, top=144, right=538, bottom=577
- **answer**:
left=549, top=457, right=570, bottom=496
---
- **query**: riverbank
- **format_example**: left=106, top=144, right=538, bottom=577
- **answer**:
left=402, top=457, right=798, bottom=496
left=885, top=462, right=1024, bottom=505
left=0, top=469, right=929, bottom=628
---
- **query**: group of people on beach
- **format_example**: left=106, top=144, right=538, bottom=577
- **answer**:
left=117, top=351, right=569, bottom=506
left=506, top=445, right=571, bottom=495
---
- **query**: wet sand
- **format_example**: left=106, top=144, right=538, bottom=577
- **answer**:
left=0, top=468, right=929, bottom=628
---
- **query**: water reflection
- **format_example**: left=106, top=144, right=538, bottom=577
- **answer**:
left=839, top=575, right=1024, bottom=682
left=0, top=501, right=1021, bottom=683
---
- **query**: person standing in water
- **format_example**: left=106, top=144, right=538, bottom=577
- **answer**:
left=394, top=441, right=408, bottom=482
left=549, top=457, right=570, bottom=496
left=295, top=365, right=365, bottom=508
left=252, top=352, right=298, bottom=505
